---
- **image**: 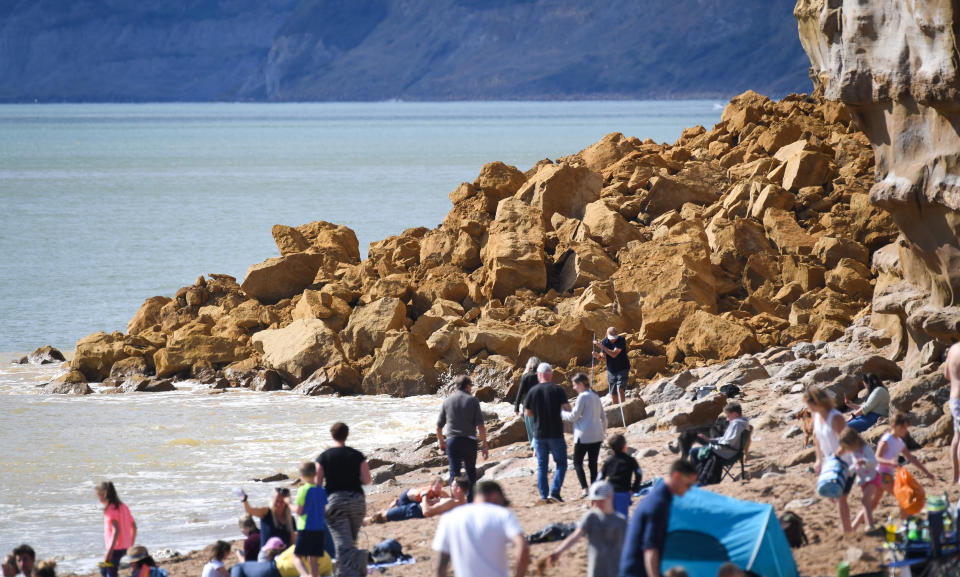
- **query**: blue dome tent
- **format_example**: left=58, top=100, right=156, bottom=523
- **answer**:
left=662, top=487, right=799, bottom=577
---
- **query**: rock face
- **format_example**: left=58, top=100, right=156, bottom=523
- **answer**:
left=66, top=83, right=895, bottom=398
left=795, top=0, right=960, bottom=376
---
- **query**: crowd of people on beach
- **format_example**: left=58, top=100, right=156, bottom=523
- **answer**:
left=7, top=334, right=960, bottom=577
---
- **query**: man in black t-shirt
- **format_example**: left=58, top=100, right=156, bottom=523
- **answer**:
left=595, top=327, right=629, bottom=404
left=524, top=363, right=572, bottom=503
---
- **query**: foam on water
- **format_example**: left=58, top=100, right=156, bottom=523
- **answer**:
left=0, top=353, right=513, bottom=573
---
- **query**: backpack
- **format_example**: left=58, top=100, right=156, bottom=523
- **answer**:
left=696, top=452, right=723, bottom=486
left=719, top=384, right=741, bottom=398
left=816, top=457, right=849, bottom=499
left=780, top=512, right=808, bottom=548
left=526, top=522, right=576, bottom=544
left=369, top=539, right=409, bottom=565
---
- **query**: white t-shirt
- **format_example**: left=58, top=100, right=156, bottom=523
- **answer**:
left=201, top=560, right=223, bottom=577
left=877, top=432, right=905, bottom=472
left=431, top=503, right=523, bottom=577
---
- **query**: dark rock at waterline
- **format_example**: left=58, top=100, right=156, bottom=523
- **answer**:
left=210, top=377, right=231, bottom=390
left=252, top=473, right=289, bottom=483
left=13, top=356, right=28, bottom=364
left=109, top=356, right=150, bottom=383
left=42, top=369, right=92, bottom=394
left=44, top=381, right=94, bottom=395
left=122, top=376, right=177, bottom=393
left=29, top=345, right=66, bottom=365
left=252, top=369, right=284, bottom=392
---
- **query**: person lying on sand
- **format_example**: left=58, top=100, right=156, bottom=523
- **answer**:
left=367, top=476, right=469, bottom=524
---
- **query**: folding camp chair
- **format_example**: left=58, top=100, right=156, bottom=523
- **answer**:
left=717, top=426, right=752, bottom=482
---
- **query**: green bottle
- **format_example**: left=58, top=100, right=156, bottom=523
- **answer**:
left=837, top=560, right=850, bottom=577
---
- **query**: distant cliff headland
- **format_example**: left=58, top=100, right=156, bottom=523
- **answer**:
left=0, top=0, right=809, bottom=102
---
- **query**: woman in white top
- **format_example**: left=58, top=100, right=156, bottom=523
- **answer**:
left=562, top=372, right=607, bottom=499
left=804, top=386, right=853, bottom=533
left=201, top=542, right=230, bottom=577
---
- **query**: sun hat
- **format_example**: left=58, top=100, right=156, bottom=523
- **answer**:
left=588, top=480, right=613, bottom=501
left=123, top=546, right=150, bottom=563
left=263, top=537, right=286, bottom=551
left=536, top=362, right=553, bottom=374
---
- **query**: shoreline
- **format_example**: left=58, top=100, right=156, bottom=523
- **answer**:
left=56, top=330, right=959, bottom=577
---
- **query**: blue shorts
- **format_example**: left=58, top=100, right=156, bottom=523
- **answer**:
left=607, top=369, right=629, bottom=395
left=613, top=492, right=632, bottom=517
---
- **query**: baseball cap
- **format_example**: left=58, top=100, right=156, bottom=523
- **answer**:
left=536, top=362, right=553, bottom=374
left=588, top=480, right=613, bottom=501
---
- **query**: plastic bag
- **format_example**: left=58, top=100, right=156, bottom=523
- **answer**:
left=894, top=467, right=926, bottom=516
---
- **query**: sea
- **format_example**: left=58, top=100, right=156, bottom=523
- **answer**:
left=0, top=101, right=723, bottom=571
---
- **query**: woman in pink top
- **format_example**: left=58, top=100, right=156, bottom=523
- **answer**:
left=96, top=481, right=137, bottom=577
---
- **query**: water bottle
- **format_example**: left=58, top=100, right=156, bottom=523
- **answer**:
left=836, top=561, right=850, bottom=577
left=885, top=515, right=897, bottom=543
left=908, top=517, right=919, bottom=542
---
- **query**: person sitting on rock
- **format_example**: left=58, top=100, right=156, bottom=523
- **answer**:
left=686, top=402, right=750, bottom=464
left=368, top=476, right=469, bottom=524
left=844, top=373, right=889, bottom=432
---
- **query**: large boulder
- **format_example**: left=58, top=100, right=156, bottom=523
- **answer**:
left=762, top=208, right=817, bottom=255
left=514, top=163, right=602, bottom=228
left=655, top=393, right=728, bottom=430
left=154, top=335, right=247, bottom=378
left=481, top=196, right=547, bottom=300
left=581, top=200, right=643, bottom=250
left=555, top=240, right=619, bottom=292
left=612, top=221, right=716, bottom=339
left=295, top=364, right=362, bottom=396
left=292, top=290, right=352, bottom=332
left=71, top=332, right=130, bottom=382
left=28, top=345, right=66, bottom=365
left=641, top=162, right=726, bottom=217
left=473, top=161, right=527, bottom=212
left=341, top=297, right=407, bottom=360
left=675, top=311, right=762, bottom=361
left=362, top=331, right=439, bottom=397
left=272, top=221, right=361, bottom=265
left=241, top=252, right=326, bottom=303
left=251, top=319, right=345, bottom=383
left=127, top=296, right=173, bottom=335
left=517, top=316, right=594, bottom=367
left=577, top=132, right=638, bottom=173
left=461, top=320, right=524, bottom=358
left=43, top=369, right=92, bottom=395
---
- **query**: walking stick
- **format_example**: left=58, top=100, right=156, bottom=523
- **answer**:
left=590, top=332, right=596, bottom=389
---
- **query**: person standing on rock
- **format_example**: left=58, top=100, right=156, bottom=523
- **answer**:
left=437, top=375, right=489, bottom=502
left=563, top=372, right=607, bottom=498
left=514, top=356, right=541, bottom=451
left=524, top=363, right=572, bottom=503
left=315, top=422, right=370, bottom=577
left=595, top=327, right=629, bottom=405
left=947, top=342, right=960, bottom=485
left=618, top=460, right=698, bottom=577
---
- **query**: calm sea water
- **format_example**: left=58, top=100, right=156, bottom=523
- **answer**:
left=0, top=101, right=722, bottom=571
